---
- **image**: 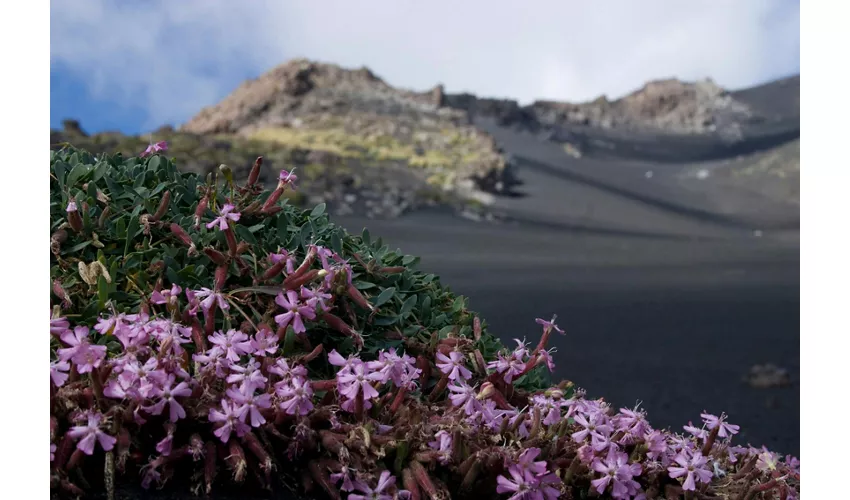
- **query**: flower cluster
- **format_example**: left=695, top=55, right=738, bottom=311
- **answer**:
left=49, top=150, right=799, bottom=499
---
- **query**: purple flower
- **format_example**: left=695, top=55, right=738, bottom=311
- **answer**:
left=572, top=411, right=613, bottom=444
left=66, top=200, right=78, bottom=212
left=497, top=463, right=561, bottom=500
left=144, top=376, right=193, bottom=422
left=535, top=315, right=564, bottom=335
left=193, top=347, right=231, bottom=379
left=206, top=203, right=240, bottom=231
left=208, top=329, right=252, bottom=362
left=209, top=399, right=249, bottom=443
left=435, top=350, right=473, bottom=381
left=447, top=379, right=481, bottom=415
left=537, top=348, right=557, bottom=373
left=330, top=465, right=357, bottom=492
left=278, top=169, right=298, bottom=189
left=645, top=430, right=668, bottom=460
left=226, top=358, right=268, bottom=392
left=428, top=431, right=453, bottom=465
left=269, top=358, right=308, bottom=383
left=516, top=448, right=549, bottom=476
left=277, top=376, right=314, bottom=416
left=591, top=447, right=642, bottom=499
left=67, top=412, right=117, bottom=455
left=226, top=385, right=272, bottom=427
left=150, top=284, right=182, bottom=307
left=683, top=421, right=708, bottom=440
left=349, top=470, right=395, bottom=500
left=140, top=141, right=168, bottom=157
left=487, top=352, right=526, bottom=384
left=337, top=361, right=383, bottom=406
left=531, top=395, right=563, bottom=426
left=50, top=443, right=56, bottom=462
left=700, top=411, right=740, bottom=438
left=194, top=288, right=230, bottom=313
left=50, top=360, right=71, bottom=387
left=274, top=290, right=316, bottom=334
left=756, top=449, right=780, bottom=472
left=58, top=325, right=107, bottom=374
left=367, top=348, right=419, bottom=388
left=300, top=285, right=332, bottom=312
left=50, top=317, right=71, bottom=336
left=668, top=450, right=713, bottom=491
left=250, top=329, right=279, bottom=357
left=269, top=250, right=297, bottom=275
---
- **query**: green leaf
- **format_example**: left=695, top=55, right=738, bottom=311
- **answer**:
left=282, top=328, right=296, bottom=355
left=373, top=315, right=398, bottom=326
left=299, top=223, right=312, bottom=250
left=65, top=163, right=89, bottom=188
left=63, top=240, right=92, bottom=255
left=124, top=215, right=140, bottom=256
left=452, top=296, right=465, bottom=313
left=352, top=281, right=377, bottom=290
left=421, top=295, right=432, bottom=319
left=92, top=161, right=109, bottom=182
left=54, top=161, right=68, bottom=191
left=235, top=224, right=258, bottom=246
left=310, top=203, right=326, bottom=218
left=330, top=231, right=343, bottom=255
left=361, top=228, right=371, bottom=246
left=399, top=295, right=417, bottom=317
left=402, top=255, right=418, bottom=266
left=374, top=287, right=395, bottom=307
left=97, top=275, right=109, bottom=310
left=276, top=213, right=289, bottom=244
left=147, top=156, right=162, bottom=172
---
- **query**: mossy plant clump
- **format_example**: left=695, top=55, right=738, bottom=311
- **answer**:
left=50, top=146, right=799, bottom=499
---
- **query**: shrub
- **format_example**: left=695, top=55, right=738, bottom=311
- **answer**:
left=50, top=145, right=799, bottom=499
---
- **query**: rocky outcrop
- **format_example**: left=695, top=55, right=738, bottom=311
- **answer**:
left=445, top=77, right=756, bottom=138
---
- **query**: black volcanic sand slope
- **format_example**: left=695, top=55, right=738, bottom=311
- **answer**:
left=332, top=209, right=800, bottom=457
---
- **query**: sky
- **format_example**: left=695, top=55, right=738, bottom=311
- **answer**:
left=50, top=0, right=800, bottom=136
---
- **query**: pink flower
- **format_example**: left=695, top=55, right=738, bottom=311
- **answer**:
left=336, top=361, right=383, bottom=410
left=50, top=360, right=71, bottom=387
left=572, top=411, right=613, bottom=444
left=269, top=358, right=308, bottom=383
left=50, top=317, right=70, bottom=336
left=683, top=421, right=708, bottom=440
left=368, top=348, right=419, bottom=387
left=67, top=412, right=117, bottom=455
left=349, top=470, right=395, bottom=500
left=206, top=203, right=240, bottom=231
left=487, top=341, right=528, bottom=383
left=57, top=326, right=93, bottom=362
left=269, top=250, right=296, bottom=274
left=278, top=169, right=298, bottom=189
left=700, top=412, right=740, bottom=438
left=668, top=450, right=713, bottom=491
left=330, top=465, right=357, bottom=492
left=226, top=386, right=272, bottom=427
left=140, top=141, right=168, bottom=157
left=535, top=315, right=564, bottom=335
left=209, top=399, right=249, bottom=443
left=66, top=200, right=78, bottom=212
left=194, top=288, right=230, bottom=313
left=150, top=284, right=182, bottom=307
left=300, top=285, right=331, bottom=312
left=435, top=350, right=473, bottom=382
left=250, top=328, right=279, bottom=357
left=226, top=358, right=268, bottom=392
left=274, top=290, right=316, bottom=334
left=50, top=443, right=57, bottom=462
left=447, top=379, right=481, bottom=415
left=208, top=329, right=252, bottom=362
left=144, top=376, right=193, bottom=422
left=277, top=377, right=314, bottom=416
left=591, top=447, right=642, bottom=499
left=428, top=430, right=453, bottom=465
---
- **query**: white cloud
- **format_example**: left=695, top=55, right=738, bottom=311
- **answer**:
left=50, top=0, right=799, bottom=130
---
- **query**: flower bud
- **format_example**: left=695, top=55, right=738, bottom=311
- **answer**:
left=247, top=156, right=263, bottom=187
left=150, top=191, right=171, bottom=222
